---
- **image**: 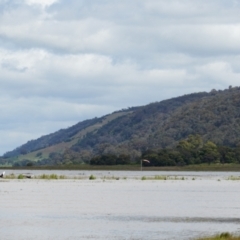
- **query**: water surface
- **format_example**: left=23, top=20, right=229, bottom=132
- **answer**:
left=1, top=171, right=240, bottom=239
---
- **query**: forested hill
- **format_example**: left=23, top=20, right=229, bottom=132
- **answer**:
left=3, top=86, right=240, bottom=166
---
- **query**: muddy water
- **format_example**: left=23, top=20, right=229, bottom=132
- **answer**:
left=1, top=171, right=240, bottom=240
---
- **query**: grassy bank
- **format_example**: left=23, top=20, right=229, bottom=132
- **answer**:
left=1, top=163, right=240, bottom=171
left=196, top=233, right=240, bottom=240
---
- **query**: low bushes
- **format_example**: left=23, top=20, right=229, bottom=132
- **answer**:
left=197, top=232, right=240, bottom=240
left=89, top=174, right=96, bottom=180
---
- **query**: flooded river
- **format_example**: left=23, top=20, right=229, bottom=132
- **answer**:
left=1, top=171, right=240, bottom=239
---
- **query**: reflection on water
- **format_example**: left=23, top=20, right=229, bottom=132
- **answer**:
left=1, top=171, right=240, bottom=240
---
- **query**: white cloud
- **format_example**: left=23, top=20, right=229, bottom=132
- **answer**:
left=25, top=0, right=58, bottom=8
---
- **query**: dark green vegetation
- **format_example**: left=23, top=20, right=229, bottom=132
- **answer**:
left=196, top=232, right=240, bottom=240
left=89, top=174, right=96, bottom=180
left=2, top=86, right=240, bottom=168
left=140, top=134, right=240, bottom=166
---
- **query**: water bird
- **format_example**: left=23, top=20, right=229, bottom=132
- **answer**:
left=0, top=171, right=5, bottom=178
left=142, top=159, right=150, bottom=163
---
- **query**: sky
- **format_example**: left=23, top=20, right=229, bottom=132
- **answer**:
left=0, top=0, right=240, bottom=155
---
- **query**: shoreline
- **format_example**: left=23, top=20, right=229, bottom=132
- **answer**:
left=1, top=163, right=240, bottom=172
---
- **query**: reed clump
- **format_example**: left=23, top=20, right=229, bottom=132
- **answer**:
left=196, top=232, right=240, bottom=240
left=59, top=175, right=66, bottom=179
left=38, top=174, right=59, bottom=179
left=141, top=175, right=167, bottom=180
left=5, top=173, right=16, bottom=179
left=154, top=175, right=167, bottom=180
left=227, top=176, right=240, bottom=180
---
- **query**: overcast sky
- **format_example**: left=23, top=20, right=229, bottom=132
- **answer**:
left=0, top=0, right=240, bottom=155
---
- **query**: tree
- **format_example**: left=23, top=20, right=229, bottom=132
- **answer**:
left=116, top=154, right=130, bottom=165
left=218, top=146, right=235, bottom=164
left=200, top=141, right=220, bottom=164
left=176, top=135, right=203, bottom=164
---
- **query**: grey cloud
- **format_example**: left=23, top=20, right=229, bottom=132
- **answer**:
left=1, top=1, right=240, bottom=62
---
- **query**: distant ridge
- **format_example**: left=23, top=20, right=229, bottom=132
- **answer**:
left=3, top=86, right=240, bottom=166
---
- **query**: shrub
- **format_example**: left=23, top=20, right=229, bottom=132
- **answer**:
left=89, top=174, right=96, bottom=180
left=220, top=232, right=231, bottom=238
left=18, top=174, right=24, bottom=179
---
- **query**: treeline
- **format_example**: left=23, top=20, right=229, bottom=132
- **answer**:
left=8, top=135, right=240, bottom=167
left=89, top=135, right=240, bottom=166
left=143, top=135, right=240, bottom=166
left=90, top=154, right=131, bottom=165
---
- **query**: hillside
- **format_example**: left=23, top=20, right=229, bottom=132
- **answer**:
left=3, top=109, right=136, bottom=158
left=2, top=86, right=240, bottom=166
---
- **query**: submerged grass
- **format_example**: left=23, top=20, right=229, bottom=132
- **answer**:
left=141, top=175, right=186, bottom=180
left=102, top=175, right=121, bottom=180
left=2, top=173, right=125, bottom=180
left=4, top=173, right=66, bottom=179
left=196, top=232, right=240, bottom=240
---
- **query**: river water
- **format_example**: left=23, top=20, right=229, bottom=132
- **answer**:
left=1, top=171, right=240, bottom=240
